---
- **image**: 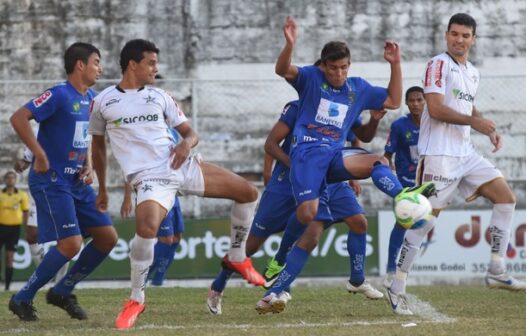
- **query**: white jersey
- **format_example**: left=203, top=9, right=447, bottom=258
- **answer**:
left=419, top=52, right=479, bottom=157
left=88, top=85, right=187, bottom=177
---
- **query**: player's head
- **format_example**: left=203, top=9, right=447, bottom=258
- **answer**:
left=3, top=171, right=16, bottom=187
left=319, top=41, right=350, bottom=88
left=405, top=86, right=424, bottom=116
left=64, top=42, right=102, bottom=85
left=120, top=39, right=159, bottom=84
left=446, top=13, right=476, bottom=59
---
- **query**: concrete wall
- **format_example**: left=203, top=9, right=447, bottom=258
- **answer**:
left=1, top=0, right=526, bottom=217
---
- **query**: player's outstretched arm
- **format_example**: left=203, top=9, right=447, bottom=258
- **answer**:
left=91, top=134, right=108, bottom=212
left=10, top=107, right=49, bottom=173
left=275, top=16, right=299, bottom=81
left=383, top=41, right=402, bottom=109
left=264, top=120, right=291, bottom=167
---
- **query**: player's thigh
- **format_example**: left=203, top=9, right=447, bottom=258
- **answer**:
left=477, top=177, right=515, bottom=204
left=459, top=154, right=513, bottom=204
left=73, top=186, right=112, bottom=227
left=250, top=191, right=296, bottom=237
left=136, top=201, right=168, bottom=238
left=327, top=148, right=379, bottom=182
left=419, top=156, right=461, bottom=210
left=4, top=225, right=21, bottom=252
left=31, top=187, right=81, bottom=244
left=199, top=161, right=258, bottom=203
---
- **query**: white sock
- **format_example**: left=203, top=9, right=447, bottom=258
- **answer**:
left=228, top=201, right=257, bottom=262
left=488, top=203, right=515, bottom=275
left=129, top=234, right=156, bottom=304
left=391, top=216, right=436, bottom=294
left=29, top=243, right=44, bottom=267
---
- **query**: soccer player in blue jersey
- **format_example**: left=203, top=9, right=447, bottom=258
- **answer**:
left=383, top=86, right=424, bottom=285
left=255, top=16, right=435, bottom=313
left=207, top=101, right=385, bottom=315
left=8, top=42, right=118, bottom=322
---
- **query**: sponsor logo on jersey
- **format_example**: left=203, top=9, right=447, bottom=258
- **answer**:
left=71, top=101, right=81, bottom=114
left=423, top=173, right=457, bottom=184
left=424, top=60, right=433, bottom=87
left=112, top=114, right=159, bottom=127
left=105, top=98, right=121, bottom=107
left=73, top=121, right=90, bottom=148
left=64, top=167, right=79, bottom=174
left=32, top=90, right=52, bottom=108
left=315, top=98, right=348, bottom=128
left=405, top=131, right=412, bottom=140
left=452, top=89, right=474, bottom=103
left=434, top=59, right=444, bottom=88
left=68, top=151, right=78, bottom=161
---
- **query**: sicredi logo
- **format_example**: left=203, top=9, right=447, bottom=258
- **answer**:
left=33, top=90, right=52, bottom=107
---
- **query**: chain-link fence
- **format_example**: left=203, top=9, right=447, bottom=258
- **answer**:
left=1, top=75, right=525, bottom=216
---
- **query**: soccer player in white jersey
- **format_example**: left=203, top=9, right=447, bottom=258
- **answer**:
left=89, top=39, right=264, bottom=329
left=386, top=13, right=526, bottom=316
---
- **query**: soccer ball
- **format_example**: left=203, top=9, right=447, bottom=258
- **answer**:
left=394, top=193, right=432, bottom=230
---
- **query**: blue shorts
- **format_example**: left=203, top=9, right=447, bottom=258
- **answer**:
left=31, top=184, right=112, bottom=244
left=326, top=147, right=371, bottom=184
left=158, top=197, right=185, bottom=237
left=250, top=190, right=296, bottom=238
left=326, top=182, right=364, bottom=224
left=290, top=145, right=337, bottom=205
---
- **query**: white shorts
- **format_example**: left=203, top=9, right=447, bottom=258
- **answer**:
left=27, top=194, right=37, bottom=227
left=417, top=152, right=503, bottom=209
left=129, top=154, right=205, bottom=211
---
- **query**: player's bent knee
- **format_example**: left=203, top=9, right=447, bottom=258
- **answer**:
left=347, top=215, right=368, bottom=234
left=56, top=236, right=83, bottom=258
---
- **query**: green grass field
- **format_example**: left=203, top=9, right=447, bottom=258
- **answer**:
left=1, top=285, right=525, bottom=335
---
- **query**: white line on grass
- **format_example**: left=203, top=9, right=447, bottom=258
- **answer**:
left=407, top=293, right=456, bottom=323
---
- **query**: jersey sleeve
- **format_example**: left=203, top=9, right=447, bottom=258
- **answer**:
left=163, top=91, right=188, bottom=128
left=25, top=88, right=59, bottom=123
left=88, top=97, right=106, bottom=135
left=384, top=121, right=399, bottom=154
left=289, top=66, right=317, bottom=96
left=423, top=56, right=447, bottom=95
left=278, top=101, right=298, bottom=130
left=356, top=78, right=388, bottom=110
left=20, top=191, right=30, bottom=211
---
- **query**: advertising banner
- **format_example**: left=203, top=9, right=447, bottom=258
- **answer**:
left=11, top=217, right=381, bottom=280
left=378, top=210, right=526, bottom=277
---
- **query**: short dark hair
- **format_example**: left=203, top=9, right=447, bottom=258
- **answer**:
left=448, top=13, right=477, bottom=35
left=405, top=86, right=424, bottom=100
left=4, top=171, right=16, bottom=180
left=64, top=42, right=100, bottom=74
left=120, top=39, right=159, bottom=73
left=320, top=41, right=351, bottom=64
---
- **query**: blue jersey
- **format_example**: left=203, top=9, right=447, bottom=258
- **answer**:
left=25, top=81, right=96, bottom=190
left=384, top=114, right=419, bottom=184
left=290, top=65, right=387, bottom=148
left=265, top=101, right=361, bottom=195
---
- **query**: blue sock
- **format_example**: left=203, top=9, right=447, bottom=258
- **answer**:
left=274, top=214, right=306, bottom=265
left=15, top=247, right=70, bottom=302
left=371, top=163, right=403, bottom=198
left=211, top=268, right=234, bottom=292
left=347, top=231, right=366, bottom=287
left=152, top=241, right=179, bottom=285
left=387, top=224, right=406, bottom=273
left=52, top=242, right=108, bottom=296
left=266, top=246, right=309, bottom=296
